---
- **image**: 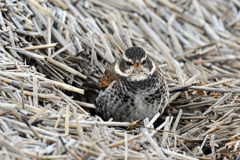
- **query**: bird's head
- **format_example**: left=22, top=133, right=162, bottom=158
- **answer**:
left=115, top=47, right=156, bottom=81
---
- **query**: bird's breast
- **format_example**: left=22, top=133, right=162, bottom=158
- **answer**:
left=120, top=71, right=159, bottom=94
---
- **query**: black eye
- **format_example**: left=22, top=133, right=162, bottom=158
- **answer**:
left=142, top=60, right=146, bottom=65
left=126, top=61, right=132, bottom=66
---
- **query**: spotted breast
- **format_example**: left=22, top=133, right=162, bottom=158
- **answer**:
left=96, top=46, right=169, bottom=122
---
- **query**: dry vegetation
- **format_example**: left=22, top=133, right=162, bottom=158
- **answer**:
left=0, top=0, right=240, bottom=159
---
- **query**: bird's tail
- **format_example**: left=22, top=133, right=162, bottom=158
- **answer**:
left=169, top=88, right=188, bottom=93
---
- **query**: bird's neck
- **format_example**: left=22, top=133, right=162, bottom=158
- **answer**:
left=120, top=71, right=159, bottom=93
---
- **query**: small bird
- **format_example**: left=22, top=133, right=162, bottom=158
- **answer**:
left=96, top=46, right=169, bottom=122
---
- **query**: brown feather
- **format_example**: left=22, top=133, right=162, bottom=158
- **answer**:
left=99, top=61, right=119, bottom=90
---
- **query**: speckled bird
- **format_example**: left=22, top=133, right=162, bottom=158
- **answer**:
left=96, top=46, right=169, bottom=122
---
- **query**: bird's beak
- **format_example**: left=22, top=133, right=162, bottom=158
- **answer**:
left=133, top=63, right=141, bottom=67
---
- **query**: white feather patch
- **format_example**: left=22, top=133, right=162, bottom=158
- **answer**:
left=123, top=53, right=147, bottom=63
left=130, top=74, right=148, bottom=81
left=130, top=59, right=156, bottom=81
left=115, top=58, right=157, bottom=81
left=140, top=55, right=147, bottom=62
left=114, top=62, right=129, bottom=77
left=123, top=54, right=133, bottom=62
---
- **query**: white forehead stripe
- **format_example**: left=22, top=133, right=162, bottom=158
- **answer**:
left=140, top=55, right=147, bottom=63
left=115, top=57, right=157, bottom=81
left=123, top=54, right=133, bottom=62
left=115, top=62, right=129, bottom=77
left=123, top=53, right=147, bottom=63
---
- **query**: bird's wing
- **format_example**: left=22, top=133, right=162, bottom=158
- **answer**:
left=82, top=61, right=118, bottom=91
left=99, top=61, right=119, bottom=90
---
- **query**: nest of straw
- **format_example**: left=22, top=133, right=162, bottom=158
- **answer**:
left=1, top=0, right=240, bottom=159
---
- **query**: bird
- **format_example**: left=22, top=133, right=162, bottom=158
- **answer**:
left=95, top=46, right=169, bottom=122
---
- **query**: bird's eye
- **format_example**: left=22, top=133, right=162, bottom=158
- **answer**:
left=126, top=61, right=132, bottom=66
left=142, top=60, right=146, bottom=65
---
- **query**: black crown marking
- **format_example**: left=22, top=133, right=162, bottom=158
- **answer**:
left=124, top=47, right=146, bottom=63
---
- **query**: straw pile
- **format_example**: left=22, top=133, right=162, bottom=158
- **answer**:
left=0, top=0, right=240, bottom=159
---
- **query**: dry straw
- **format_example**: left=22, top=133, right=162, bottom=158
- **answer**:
left=0, top=0, right=240, bottom=159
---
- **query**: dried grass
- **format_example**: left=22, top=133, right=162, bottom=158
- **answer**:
left=0, top=0, right=240, bottom=159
